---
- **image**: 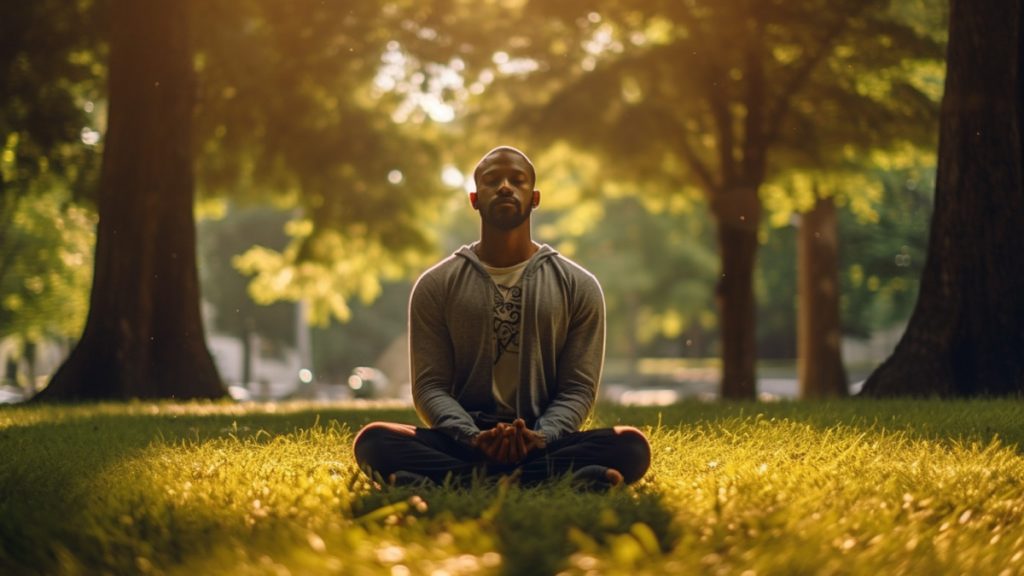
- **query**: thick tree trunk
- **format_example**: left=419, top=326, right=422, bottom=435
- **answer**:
left=713, top=188, right=761, bottom=399
left=798, top=195, right=848, bottom=398
left=861, top=0, right=1024, bottom=396
left=37, top=0, right=223, bottom=400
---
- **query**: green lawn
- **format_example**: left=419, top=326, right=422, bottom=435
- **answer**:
left=2, top=399, right=1024, bottom=575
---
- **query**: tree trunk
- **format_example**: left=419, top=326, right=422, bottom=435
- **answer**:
left=861, top=0, right=1024, bottom=396
left=798, top=195, right=848, bottom=398
left=37, top=0, right=224, bottom=400
left=241, top=320, right=253, bottom=388
left=713, top=188, right=761, bottom=399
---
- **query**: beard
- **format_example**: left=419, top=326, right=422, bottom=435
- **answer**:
left=482, top=199, right=532, bottom=231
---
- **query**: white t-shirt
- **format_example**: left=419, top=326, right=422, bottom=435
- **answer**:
left=482, top=259, right=528, bottom=418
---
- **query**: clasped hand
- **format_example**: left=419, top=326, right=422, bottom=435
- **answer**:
left=471, top=418, right=546, bottom=465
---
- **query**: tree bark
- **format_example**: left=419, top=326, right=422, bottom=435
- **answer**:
left=861, top=0, right=1024, bottom=396
left=798, top=195, right=848, bottom=398
left=37, top=0, right=224, bottom=400
left=713, top=188, right=761, bottom=399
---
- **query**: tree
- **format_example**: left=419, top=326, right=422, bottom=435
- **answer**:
left=797, top=194, right=847, bottom=397
left=861, top=0, right=1024, bottom=396
left=37, top=0, right=224, bottom=400
left=25, top=0, right=463, bottom=399
left=460, top=0, right=944, bottom=398
left=191, top=0, right=451, bottom=325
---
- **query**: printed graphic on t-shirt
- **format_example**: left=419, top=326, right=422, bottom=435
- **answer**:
left=493, top=284, right=522, bottom=363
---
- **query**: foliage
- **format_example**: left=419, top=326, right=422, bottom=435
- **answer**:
left=198, top=204, right=414, bottom=383
left=0, top=184, right=95, bottom=343
left=310, top=281, right=411, bottom=382
left=456, top=0, right=946, bottom=190
left=5, top=1, right=461, bottom=331
left=839, top=167, right=933, bottom=338
left=755, top=224, right=800, bottom=357
left=190, top=0, right=459, bottom=323
left=548, top=195, right=719, bottom=360
left=414, top=0, right=948, bottom=395
left=3, top=400, right=1024, bottom=574
left=0, top=0, right=103, bottom=345
left=753, top=164, right=934, bottom=355
left=197, top=204, right=296, bottom=346
left=0, top=0, right=104, bottom=202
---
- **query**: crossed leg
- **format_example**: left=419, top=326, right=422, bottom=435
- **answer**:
left=353, top=422, right=651, bottom=487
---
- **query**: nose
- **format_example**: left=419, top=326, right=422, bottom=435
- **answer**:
left=497, top=178, right=514, bottom=194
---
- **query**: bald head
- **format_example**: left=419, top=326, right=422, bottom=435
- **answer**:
left=473, top=146, right=536, bottom=189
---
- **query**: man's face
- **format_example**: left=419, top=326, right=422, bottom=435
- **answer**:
left=472, top=150, right=538, bottom=231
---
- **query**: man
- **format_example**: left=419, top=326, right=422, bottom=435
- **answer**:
left=353, top=146, right=650, bottom=489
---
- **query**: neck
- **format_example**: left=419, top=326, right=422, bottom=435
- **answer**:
left=476, top=225, right=538, bottom=267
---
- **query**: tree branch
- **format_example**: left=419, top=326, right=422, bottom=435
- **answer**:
left=667, top=114, right=719, bottom=193
left=742, top=14, right=767, bottom=185
left=764, top=2, right=881, bottom=146
left=676, top=3, right=735, bottom=187
left=708, top=76, right=736, bottom=186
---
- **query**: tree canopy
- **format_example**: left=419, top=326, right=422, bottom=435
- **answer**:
left=1, top=0, right=964, bottom=400
left=429, top=0, right=946, bottom=397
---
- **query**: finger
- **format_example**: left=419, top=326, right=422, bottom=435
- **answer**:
left=506, top=426, right=520, bottom=462
left=478, top=431, right=502, bottom=455
left=508, top=427, right=521, bottom=460
left=471, top=431, right=488, bottom=448
left=524, top=429, right=546, bottom=450
left=515, top=426, right=527, bottom=460
left=477, top=434, right=494, bottom=453
left=497, top=436, right=511, bottom=464
left=493, top=437, right=504, bottom=463
left=473, top=429, right=493, bottom=449
left=485, top=443, right=501, bottom=461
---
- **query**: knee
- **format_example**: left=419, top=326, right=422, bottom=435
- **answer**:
left=352, top=422, right=412, bottom=467
left=612, top=426, right=651, bottom=483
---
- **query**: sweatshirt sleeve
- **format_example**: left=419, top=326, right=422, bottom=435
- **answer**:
left=534, top=272, right=605, bottom=442
left=409, top=271, right=481, bottom=444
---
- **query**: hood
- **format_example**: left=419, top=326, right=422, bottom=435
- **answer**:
left=454, top=242, right=558, bottom=278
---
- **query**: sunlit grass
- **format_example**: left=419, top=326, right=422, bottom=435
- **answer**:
left=2, top=399, right=1024, bottom=575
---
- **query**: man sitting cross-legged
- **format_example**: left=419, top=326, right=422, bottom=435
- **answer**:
left=353, top=146, right=651, bottom=489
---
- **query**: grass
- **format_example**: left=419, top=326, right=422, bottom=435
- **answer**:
left=2, top=399, right=1024, bottom=575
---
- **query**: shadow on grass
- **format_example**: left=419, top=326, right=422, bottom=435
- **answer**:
left=350, top=478, right=678, bottom=576
left=0, top=404, right=420, bottom=573
left=3, top=397, right=1023, bottom=573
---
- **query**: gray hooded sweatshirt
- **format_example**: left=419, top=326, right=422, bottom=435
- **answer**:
left=409, top=242, right=605, bottom=445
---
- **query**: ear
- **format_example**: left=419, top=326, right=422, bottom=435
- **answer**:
left=469, top=192, right=478, bottom=209
left=532, top=190, right=540, bottom=208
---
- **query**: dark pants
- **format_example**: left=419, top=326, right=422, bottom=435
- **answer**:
left=353, top=422, right=651, bottom=486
